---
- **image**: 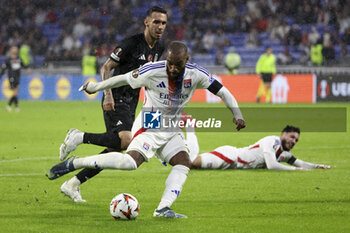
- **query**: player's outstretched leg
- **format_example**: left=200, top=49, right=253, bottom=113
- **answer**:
left=48, top=152, right=138, bottom=181
left=59, top=128, right=83, bottom=160
left=153, top=151, right=191, bottom=218
left=47, top=156, right=77, bottom=180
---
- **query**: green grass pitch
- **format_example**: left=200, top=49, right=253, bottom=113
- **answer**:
left=0, top=100, right=349, bottom=233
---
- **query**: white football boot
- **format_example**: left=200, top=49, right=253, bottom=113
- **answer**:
left=60, top=181, right=86, bottom=203
left=59, top=128, right=81, bottom=161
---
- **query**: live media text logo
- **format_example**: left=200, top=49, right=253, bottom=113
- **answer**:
left=142, top=110, right=222, bottom=130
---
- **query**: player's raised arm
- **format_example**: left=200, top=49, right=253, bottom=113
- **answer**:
left=80, top=67, right=149, bottom=94
left=80, top=72, right=131, bottom=94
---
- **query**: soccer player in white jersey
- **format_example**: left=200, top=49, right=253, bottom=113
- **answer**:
left=47, top=41, right=246, bottom=218
left=187, top=125, right=331, bottom=170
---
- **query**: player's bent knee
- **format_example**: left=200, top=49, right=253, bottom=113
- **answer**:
left=126, top=150, right=145, bottom=168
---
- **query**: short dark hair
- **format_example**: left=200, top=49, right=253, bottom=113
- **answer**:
left=282, top=125, right=300, bottom=134
left=146, top=6, right=167, bottom=17
left=168, top=41, right=188, bottom=55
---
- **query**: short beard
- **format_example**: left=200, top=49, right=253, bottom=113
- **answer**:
left=281, top=139, right=289, bottom=151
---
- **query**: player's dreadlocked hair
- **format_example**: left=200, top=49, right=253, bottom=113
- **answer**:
left=146, top=6, right=167, bottom=17
left=282, top=125, right=300, bottom=134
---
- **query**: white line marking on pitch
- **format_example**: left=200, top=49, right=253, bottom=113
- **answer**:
left=0, top=173, right=43, bottom=177
left=0, top=157, right=55, bottom=163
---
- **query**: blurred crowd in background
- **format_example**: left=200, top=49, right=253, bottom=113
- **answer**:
left=1, top=0, right=350, bottom=68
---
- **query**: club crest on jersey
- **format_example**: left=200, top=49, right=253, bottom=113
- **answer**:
left=154, top=53, right=159, bottom=61
left=148, top=54, right=153, bottom=62
left=143, top=142, right=150, bottom=151
left=132, top=69, right=139, bottom=79
left=184, top=79, right=192, bottom=88
left=143, top=110, right=161, bottom=129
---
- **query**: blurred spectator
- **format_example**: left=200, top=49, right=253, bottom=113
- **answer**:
left=215, top=29, right=229, bottom=49
left=174, top=23, right=185, bottom=40
left=46, top=7, right=58, bottom=23
left=338, top=45, right=350, bottom=66
left=322, top=27, right=333, bottom=47
left=310, top=39, right=323, bottom=66
left=245, top=28, right=260, bottom=48
left=286, top=25, right=301, bottom=47
left=277, top=48, right=295, bottom=65
left=255, top=47, right=276, bottom=103
left=19, top=42, right=32, bottom=67
left=33, top=37, right=49, bottom=56
left=332, top=28, right=342, bottom=45
left=224, top=47, right=241, bottom=74
left=215, top=48, right=225, bottom=66
left=82, top=39, right=92, bottom=57
left=338, top=11, right=350, bottom=33
left=299, top=49, right=310, bottom=65
left=61, top=32, right=75, bottom=52
left=317, top=9, right=330, bottom=25
left=182, top=23, right=193, bottom=42
left=301, top=29, right=309, bottom=47
left=73, top=18, right=91, bottom=38
left=192, top=37, right=207, bottom=54
left=342, top=27, right=350, bottom=45
left=34, top=8, right=47, bottom=26
left=270, top=20, right=289, bottom=41
left=202, top=29, right=215, bottom=52
left=322, top=41, right=336, bottom=66
left=46, top=41, right=62, bottom=61
left=82, top=50, right=98, bottom=76
left=309, top=27, right=320, bottom=45
left=225, top=2, right=238, bottom=19
left=90, top=30, right=104, bottom=48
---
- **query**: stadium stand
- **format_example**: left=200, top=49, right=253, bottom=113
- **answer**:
left=0, top=0, right=350, bottom=69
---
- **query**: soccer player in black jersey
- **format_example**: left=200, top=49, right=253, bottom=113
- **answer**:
left=0, top=46, right=27, bottom=112
left=58, top=6, right=168, bottom=202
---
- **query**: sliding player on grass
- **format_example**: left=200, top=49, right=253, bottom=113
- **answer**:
left=186, top=125, right=331, bottom=170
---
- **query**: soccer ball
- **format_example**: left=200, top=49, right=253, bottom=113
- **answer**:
left=110, top=193, right=140, bottom=220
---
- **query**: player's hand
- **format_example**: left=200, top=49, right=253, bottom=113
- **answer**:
left=316, top=165, right=331, bottom=169
left=103, top=93, right=115, bottom=111
left=233, top=118, right=246, bottom=131
left=79, top=81, right=96, bottom=94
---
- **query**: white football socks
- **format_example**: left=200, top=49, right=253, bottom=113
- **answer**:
left=67, top=176, right=81, bottom=187
left=157, top=165, right=190, bottom=210
left=73, top=152, right=137, bottom=170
